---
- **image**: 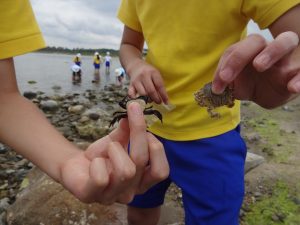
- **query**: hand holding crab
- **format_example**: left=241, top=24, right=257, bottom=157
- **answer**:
left=61, top=102, right=169, bottom=204
left=194, top=82, right=235, bottom=118
left=110, top=95, right=163, bottom=127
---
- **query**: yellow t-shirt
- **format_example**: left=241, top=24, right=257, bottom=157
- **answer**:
left=93, top=56, right=101, bottom=64
left=0, top=0, right=46, bottom=59
left=118, top=0, right=300, bottom=141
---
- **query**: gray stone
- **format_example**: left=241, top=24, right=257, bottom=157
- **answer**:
left=23, top=91, right=37, bottom=100
left=245, top=152, right=265, bottom=173
left=68, top=105, right=85, bottom=114
left=40, top=100, right=59, bottom=112
left=6, top=168, right=184, bottom=225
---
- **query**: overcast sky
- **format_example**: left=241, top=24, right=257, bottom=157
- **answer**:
left=31, top=0, right=123, bottom=50
left=31, top=0, right=273, bottom=50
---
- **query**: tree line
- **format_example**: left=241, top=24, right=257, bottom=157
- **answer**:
left=37, top=46, right=119, bottom=56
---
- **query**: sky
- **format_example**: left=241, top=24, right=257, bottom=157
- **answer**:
left=31, top=0, right=123, bottom=50
left=31, top=0, right=273, bottom=50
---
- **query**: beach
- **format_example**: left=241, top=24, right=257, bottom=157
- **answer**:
left=0, top=55, right=300, bottom=224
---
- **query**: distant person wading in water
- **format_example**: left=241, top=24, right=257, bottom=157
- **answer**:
left=71, top=64, right=82, bottom=84
left=73, top=53, right=82, bottom=66
left=93, top=52, right=102, bottom=83
left=105, top=51, right=111, bottom=75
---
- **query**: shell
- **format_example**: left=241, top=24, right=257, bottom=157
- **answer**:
left=194, top=82, right=235, bottom=118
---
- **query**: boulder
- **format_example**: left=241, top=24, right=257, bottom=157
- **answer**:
left=6, top=168, right=184, bottom=225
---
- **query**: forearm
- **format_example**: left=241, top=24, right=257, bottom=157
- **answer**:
left=0, top=58, right=80, bottom=182
left=120, top=43, right=144, bottom=76
left=119, top=25, right=145, bottom=76
left=0, top=93, right=80, bottom=181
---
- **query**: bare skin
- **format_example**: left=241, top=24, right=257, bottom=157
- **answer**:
left=212, top=6, right=300, bottom=109
left=0, top=58, right=170, bottom=204
left=119, top=4, right=300, bottom=225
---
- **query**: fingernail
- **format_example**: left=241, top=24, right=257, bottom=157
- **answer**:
left=211, top=82, right=224, bottom=95
left=292, top=81, right=300, bottom=92
left=220, top=68, right=233, bottom=81
left=256, top=54, right=270, bottom=67
left=128, top=102, right=142, bottom=115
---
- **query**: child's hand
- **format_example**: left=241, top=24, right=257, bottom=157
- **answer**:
left=212, top=31, right=300, bottom=109
left=127, top=59, right=168, bottom=104
left=59, top=102, right=169, bottom=204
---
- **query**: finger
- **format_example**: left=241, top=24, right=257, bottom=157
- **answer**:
left=253, top=31, right=299, bottom=72
left=101, top=142, right=136, bottom=203
left=85, top=119, right=130, bottom=159
left=135, top=82, right=147, bottom=96
left=109, top=118, right=130, bottom=146
left=212, top=34, right=267, bottom=94
left=70, top=157, right=109, bottom=203
left=116, top=189, right=135, bottom=204
left=152, top=74, right=169, bottom=104
left=84, top=158, right=110, bottom=200
left=127, top=102, right=149, bottom=167
left=142, top=76, right=162, bottom=103
left=138, top=133, right=169, bottom=194
left=287, top=72, right=300, bottom=93
left=128, top=85, right=137, bottom=98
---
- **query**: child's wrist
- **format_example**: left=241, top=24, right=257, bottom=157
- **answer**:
left=126, top=58, right=144, bottom=75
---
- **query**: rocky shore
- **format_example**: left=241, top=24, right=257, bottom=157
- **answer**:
left=1, top=84, right=299, bottom=225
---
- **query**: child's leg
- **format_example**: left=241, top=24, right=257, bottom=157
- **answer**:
left=127, top=177, right=171, bottom=225
left=127, top=206, right=161, bottom=225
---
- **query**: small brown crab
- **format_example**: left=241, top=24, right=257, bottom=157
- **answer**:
left=194, top=82, right=235, bottom=118
left=109, top=95, right=163, bottom=127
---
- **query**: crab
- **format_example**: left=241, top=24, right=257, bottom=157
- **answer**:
left=194, top=82, right=235, bottom=118
left=109, top=95, right=163, bottom=127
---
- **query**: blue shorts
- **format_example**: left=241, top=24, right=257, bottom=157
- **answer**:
left=129, top=126, right=247, bottom=225
left=105, top=61, right=110, bottom=67
left=94, top=63, right=100, bottom=69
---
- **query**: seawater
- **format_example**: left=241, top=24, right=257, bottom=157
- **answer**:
left=14, top=53, right=122, bottom=95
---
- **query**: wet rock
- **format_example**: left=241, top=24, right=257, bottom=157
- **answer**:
left=68, top=105, right=85, bottom=114
left=88, top=113, right=100, bottom=121
left=0, top=144, right=7, bottom=154
left=51, top=85, right=62, bottom=91
left=40, top=100, right=59, bottom=112
left=23, top=91, right=37, bottom=100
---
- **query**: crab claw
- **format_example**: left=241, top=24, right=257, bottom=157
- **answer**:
left=109, top=113, right=128, bottom=127
left=144, top=109, right=163, bottom=124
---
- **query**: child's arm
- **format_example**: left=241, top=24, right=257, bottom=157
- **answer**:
left=212, top=4, right=300, bottom=109
left=119, top=25, right=169, bottom=104
left=0, top=58, right=169, bottom=203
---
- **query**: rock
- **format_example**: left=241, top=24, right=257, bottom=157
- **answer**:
left=88, top=113, right=100, bottom=121
left=51, top=85, right=62, bottom=91
left=0, top=144, right=7, bottom=154
left=27, top=80, right=37, bottom=84
left=245, top=152, right=265, bottom=173
left=23, top=91, right=37, bottom=100
left=6, top=169, right=127, bottom=225
left=75, top=123, right=110, bottom=140
left=6, top=168, right=183, bottom=225
left=245, top=132, right=261, bottom=143
left=0, top=198, right=9, bottom=214
left=68, top=105, right=85, bottom=114
left=40, top=100, right=59, bottom=112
